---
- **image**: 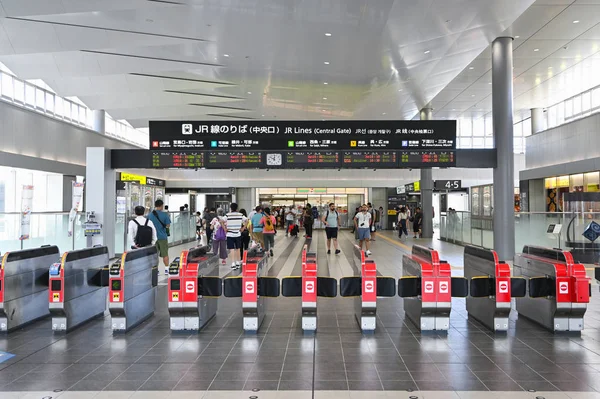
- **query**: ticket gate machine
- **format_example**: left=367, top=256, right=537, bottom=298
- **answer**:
left=49, top=246, right=110, bottom=332
left=514, top=246, right=590, bottom=332
left=339, top=245, right=396, bottom=332
left=281, top=245, right=337, bottom=332
left=109, top=246, right=158, bottom=332
left=168, top=246, right=221, bottom=331
left=0, top=246, right=59, bottom=332
left=464, top=246, right=526, bottom=332
left=223, top=247, right=280, bottom=332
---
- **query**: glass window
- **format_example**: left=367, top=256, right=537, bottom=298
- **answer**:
left=593, top=87, right=600, bottom=109
left=459, top=137, right=472, bottom=148
left=584, top=172, right=600, bottom=192
left=582, top=91, right=591, bottom=113
left=565, top=98, right=573, bottom=118
left=473, top=117, right=484, bottom=136
left=1, top=73, right=13, bottom=99
left=36, top=88, right=45, bottom=110
left=485, top=137, right=494, bottom=148
left=71, top=103, right=78, bottom=122
left=78, top=106, right=86, bottom=125
left=24, top=84, right=35, bottom=107
left=513, top=121, right=523, bottom=137
left=460, top=118, right=472, bottom=137
left=55, top=96, right=63, bottom=118
left=523, top=119, right=532, bottom=136
left=557, top=101, right=565, bottom=125
left=547, top=105, right=557, bottom=129
left=13, top=79, right=24, bottom=103
left=472, top=137, right=484, bottom=148
left=570, top=174, right=584, bottom=192
left=514, top=137, right=524, bottom=153
left=573, top=94, right=582, bottom=115
left=484, top=116, right=493, bottom=136
left=45, top=92, right=54, bottom=114
left=545, top=178, right=557, bottom=189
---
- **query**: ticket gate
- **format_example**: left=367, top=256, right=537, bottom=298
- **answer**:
left=109, top=246, right=159, bottom=332
left=49, top=246, right=110, bottom=332
left=339, top=245, right=396, bottom=332
left=281, top=245, right=337, bottom=332
left=514, top=246, right=590, bottom=332
left=168, top=245, right=221, bottom=331
left=398, top=245, right=468, bottom=331
left=0, top=245, right=59, bottom=332
left=223, top=247, right=280, bottom=332
left=464, top=246, right=526, bottom=332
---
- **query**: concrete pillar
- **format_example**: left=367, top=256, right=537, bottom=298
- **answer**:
left=492, top=37, right=515, bottom=260
left=531, top=108, right=544, bottom=134
left=420, top=107, right=434, bottom=239
left=86, top=147, right=116, bottom=256
left=92, top=110, right=106, bottom=134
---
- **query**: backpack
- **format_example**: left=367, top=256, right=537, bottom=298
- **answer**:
left=325, top=210, right=338, bottom=221
left=214, top=219, right=227, bottom=241
left=263, top=216, right=275, bottom=233
left=134, top=219, right=153, bottom=247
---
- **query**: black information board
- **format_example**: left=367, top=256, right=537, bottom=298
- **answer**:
left=434, top=180, right=462, bottom=190
left=342, top=151, right=397, bottom=168
left=150, top=120, right=456, bottom=151
left=151, top=152, right=204, bottom=168
left=399, top=151, right=455, bottom=167
left=205, top=152, right=263, bottom=168
left=285, top=152, right=340, bottom=168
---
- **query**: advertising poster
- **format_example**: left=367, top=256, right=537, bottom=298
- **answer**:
left=68, top=182, right=85, bottom=237
left=19, top=185, right=34, bottom=240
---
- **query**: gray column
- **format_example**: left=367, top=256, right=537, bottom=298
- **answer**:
left=420, top=107, right=434, bottom=239
left=492, top=37, right=515, bottom=260
left=86, top=147, right=116, bottom=256
left=531, top=108, right=544, bottom=134
left=92, top=110, right=106, bottom=134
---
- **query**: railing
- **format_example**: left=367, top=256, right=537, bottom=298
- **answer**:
left=0, top=211, right=197, bottom=255
left=440, top=211, right=600, bottom=253
left=0, top=70, right=148, bottom=148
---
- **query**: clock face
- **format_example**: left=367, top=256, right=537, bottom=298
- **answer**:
left=266, top=153, right=282, bottom=166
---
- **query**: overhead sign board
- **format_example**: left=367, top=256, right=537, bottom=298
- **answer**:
left=149, top=120, right=456, bottom=151
left=434, top=180, right=462, bottom=191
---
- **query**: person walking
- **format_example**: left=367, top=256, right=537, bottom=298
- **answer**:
left=147, top=199, right=172, bottom=275
left=303, top=207, right=314, bottom=239
left=224, top=203, right=247, bottom=268
left=261, top=207, right=277, bottom=257
left=127, top=206, right=157, bottom=250
left=354, top=204, right=372, bottom=255
left=285, top=206, right=297, bottom=237
left=322, top=202, right=341, bottom=255
left=210, top=208, right=228, bottom=264
left=239, top=209, right=251, bottom=260
left=378, top=206, right=385, bottom=230
left=250, top=206, right=265, bottom=249
left=204, top=207, right=216, bottom=245
left=397, top=206, right=409, bottom=240
left=195, top=211, right=203, bottom=241
left=413, top=207, right=423, bottom=239
left=367, top=203, right=377, bottom=241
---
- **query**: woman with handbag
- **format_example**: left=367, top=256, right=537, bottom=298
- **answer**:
left=210, top=208, right=228, bottom=264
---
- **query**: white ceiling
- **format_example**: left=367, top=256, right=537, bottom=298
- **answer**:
left=429, top=0, right=600, bottom=122
left=0, top=0, right=537, bottom=128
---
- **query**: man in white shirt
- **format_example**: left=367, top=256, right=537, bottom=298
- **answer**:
left=223, top=202, right=248, bottom=268
left=285, top=206, right=297, bottom=237
left=127, top=206, right=158, bottom=250
left=354, top=204, right=372, bottom=255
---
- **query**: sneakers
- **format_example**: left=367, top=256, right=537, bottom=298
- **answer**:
left=269, top=249, right=274, bottom=257
left=327, top=250, right=331, bottom=255
left=366, top=250, right=372, bottom=256
left=335, top=249, right=341, bottom=255
left=221, top=259, right=227, bottom=265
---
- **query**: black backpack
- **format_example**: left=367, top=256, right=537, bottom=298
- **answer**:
left=134, top=219, right=153, bottom=247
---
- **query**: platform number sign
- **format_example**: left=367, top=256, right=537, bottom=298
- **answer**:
left=434, top=180, right=461, bottom=191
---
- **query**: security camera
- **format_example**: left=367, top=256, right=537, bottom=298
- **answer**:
left=230, top=168, right=234, bottom=172
left=194, top=167, right=198, bottom=171
left=409, top=168, right=413, bottom=171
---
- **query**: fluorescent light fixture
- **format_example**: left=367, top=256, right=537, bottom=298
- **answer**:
left=325, top=33, right=332, bottom=36
left=469, top=66, right=474, bottom=70
left=324, top=61, right=330, bottom=65
left=323, top=97, right=327, bottom=100
left=533, top=48, right=540, bottom=52
left=573, top=20, right=580, bottom=24
left=424, top=50, right=430, bottom=54
left=247, top=92, right=252, bottom=94
left=515, top=35, right=520, bottom=38
left=224, top=54, right=229, bottom=57
left=323, top=82, right=328, bottom=85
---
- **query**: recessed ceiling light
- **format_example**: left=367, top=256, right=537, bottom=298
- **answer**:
left=469, top=66, right=474, bottom=70
left=323, top=97, right=327, bottom=100
left=325, top=33, right=332, bottom=36
left=261, top=114, right=265, bottom=117
left=452, top=108, right=456, bottom=111
left=488, top=82, right=492, bottom=85
left=424, top=50, right=430, bottom=54
left=573, top=20, right=580, bottom=24
left=324, top=61, right=330, bottom=65
left=533, top=48, right=540, bottom=52
left=398, top=89, right=403, bottom=92
left=224, top=54, right=229, bottom=57
left=323, top=82, right=328, bottom=85
left=382, top=112, right=386, bottom=115
left=247, top=91, right=252, bottom=94
left=548, top=66, right=553, bottom=70
left=515, top=35, right=520, bottom=39
left=322, top=109, right=326, bottom=112
left=471, top=94, right=475, bottom=97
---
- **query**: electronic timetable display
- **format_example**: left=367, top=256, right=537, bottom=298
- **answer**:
left=342, top=151, right=397, bottom=168
left=285, top=152, right=340, bottom=168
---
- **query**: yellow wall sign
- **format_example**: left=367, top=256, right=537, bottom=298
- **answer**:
left=388, top=210, right=397, bottom=216
left=414, top=181, right=420, bottom=192
left=119, top=172, right=146, bottom=185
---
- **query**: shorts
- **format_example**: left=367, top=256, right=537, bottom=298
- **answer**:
left=156, top=239, right=169, bottom=257
left=227, top=236, right=242, bottom=249
left=358, top=228, right=371, bottom=240
left=325, top=227, right=338, bottom=239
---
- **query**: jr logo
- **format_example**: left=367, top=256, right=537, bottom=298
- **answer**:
left=245, top=281, right=255, bottom=294
left=439, top=281, right=449, bottom=294
left=424, top=281, right=434, bottom=293
left=559, top=281, right=569, bottom=294
left=498, top=281, right=509, bottom=293
left=185, top=281, right=195, bottom=293
left=305, top=281, right=315, bottom=293
left=365, top=281, right=374, bottom=293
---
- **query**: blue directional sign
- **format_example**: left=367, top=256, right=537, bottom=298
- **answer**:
left=582, top=221, right=600, bottom=242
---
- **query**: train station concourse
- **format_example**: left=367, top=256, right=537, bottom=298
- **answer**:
left=2, top=0, right=600, bottom=398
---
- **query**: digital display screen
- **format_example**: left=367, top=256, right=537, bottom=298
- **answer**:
left=51, top=280, right=62, bottom=291
left=150, top=120, right=456, bottom=151
left=170, top=279, right=181, bottom=291
left=111, top=280, right=121, bottom=291
left=399, top=151, right=456, bottom=167
left=342, top=151, right=397, bottom=168
left=285, top=151, right=340, bottom=168
left=151, top=152, right=204, bottom=168
left=547, top=224, right=556, bottom=233
left=205, top=152, right=264, bottom=168
left=110, top=264, right=121, bottom=275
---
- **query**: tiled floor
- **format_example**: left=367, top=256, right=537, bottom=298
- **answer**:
left=1, top=230, right=600, bottom=399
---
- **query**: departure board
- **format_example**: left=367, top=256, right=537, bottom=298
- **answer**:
left=151, top=152, right=204, bottom=168
left=205, top=152, right=264, bottom=168
left=342, top=151, right=397, bottom=168
left=285, top=151, right=340, bottom=168
left=399, top=151, right=456, bottom=167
